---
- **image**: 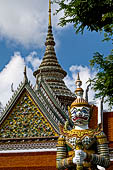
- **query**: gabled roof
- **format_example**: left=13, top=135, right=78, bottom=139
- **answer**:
left=34, top=76, right=73, bottom=127
left=36, top=77, right=69, bottom=120
left=0, top=80, right=60, bottom=136
left=0, top=74, right=74, bottom=142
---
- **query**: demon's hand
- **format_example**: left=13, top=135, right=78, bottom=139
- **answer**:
left=73, top=150, right=87, bottom=165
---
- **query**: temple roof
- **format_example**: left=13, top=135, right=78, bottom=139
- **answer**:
left=0, top=0, right=75, bottom=151
left=33, top=0, right=76, bottom=106
left=0, top=70, right=74, bottom=150
left=0, top=78, right=68, bottom=129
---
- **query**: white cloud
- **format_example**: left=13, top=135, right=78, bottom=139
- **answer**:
left=0, top=0, right=62, bottom=47
left=0, top=52, right=24, bottom=106
left=25, top=51, right=42, bottom=70
left=0, top=52, right=37, bottom=106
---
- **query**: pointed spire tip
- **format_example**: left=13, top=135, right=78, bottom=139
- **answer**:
left=76, top=72, right=82, bottom=86
left=49, top=0, right=52, bottom=26
left=77, top=72, right=80, bottom=80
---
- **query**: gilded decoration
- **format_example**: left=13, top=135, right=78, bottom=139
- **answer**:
left=0, top=91, right=58, bottom=138
left=60, top=124, right=102, bottom=139
left=59, top=124, right=103, bottom=150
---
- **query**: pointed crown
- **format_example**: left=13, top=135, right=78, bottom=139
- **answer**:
left=71, top=73, right=91, bottom=108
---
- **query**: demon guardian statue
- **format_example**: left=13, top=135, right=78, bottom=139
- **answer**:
left=56, top=73, right=110, bottom=170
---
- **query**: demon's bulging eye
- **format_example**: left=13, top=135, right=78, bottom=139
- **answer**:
left=73, top=111, right=77, bottom=114
left=82, top=109, right=87, bottom=114
left=71, top=112, right=76, bottom=118
left=70, top=108, right=77, bottom=114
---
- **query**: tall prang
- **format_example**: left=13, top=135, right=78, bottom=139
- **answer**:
left=33, top=0, right=76, bottom=107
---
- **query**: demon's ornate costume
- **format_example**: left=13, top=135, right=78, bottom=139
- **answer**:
left=56, top=73, right=110, bottom=170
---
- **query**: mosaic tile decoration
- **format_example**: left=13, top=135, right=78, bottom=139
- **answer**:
left=0, top=91, right=58, bottom=138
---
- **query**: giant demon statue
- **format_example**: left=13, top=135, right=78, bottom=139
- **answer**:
left=56, top=73, right=110, bottom=170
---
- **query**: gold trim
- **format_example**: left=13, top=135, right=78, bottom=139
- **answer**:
left=61, top=126, right=102, bottom=139
left=49, top=0, right=51, bottom=26
left=68, top=106, right=71, bottom=119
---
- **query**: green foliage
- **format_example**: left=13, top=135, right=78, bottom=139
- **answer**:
left=54, top=0, right=113, bottom=36
left=89, top=52, right=113, bottom=107
left=103, top=24, right=113, bottom=42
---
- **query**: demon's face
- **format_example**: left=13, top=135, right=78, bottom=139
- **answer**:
left=70, top=106, right=90, bottom=126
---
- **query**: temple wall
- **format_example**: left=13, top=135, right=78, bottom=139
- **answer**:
left=0, top=151, right=113, bottom=170
left=103, top=112, right=113, bottom=144
left=89, top=106, right=98, bottom=129
left=0, top=151, right=57, bottom=170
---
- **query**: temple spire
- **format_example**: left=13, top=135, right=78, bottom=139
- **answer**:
left=33, top=0, right=76, bottom=107
left=33, top=0, right=67, bottom=78
left=49, top=0, right=52, bottom=26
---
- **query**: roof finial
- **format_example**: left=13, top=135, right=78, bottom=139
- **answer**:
left=11, top=83, right=14, bottom=92
left=49, top=0, right=52, bottom=26
left=23, top=66, right=28, bottom=83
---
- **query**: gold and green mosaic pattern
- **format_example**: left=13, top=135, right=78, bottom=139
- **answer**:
left=0, top=91, right=57, bottom=138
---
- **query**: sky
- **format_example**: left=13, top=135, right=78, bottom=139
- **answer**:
left=0, top=0, right=112, bottom=111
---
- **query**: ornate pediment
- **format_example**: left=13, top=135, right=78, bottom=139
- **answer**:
left=0, top=90, right=58, bottom=139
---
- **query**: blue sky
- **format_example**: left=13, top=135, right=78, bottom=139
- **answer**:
left=0, top=26, right=112, bottom=72
left=0, top=0, right=112, bottom=110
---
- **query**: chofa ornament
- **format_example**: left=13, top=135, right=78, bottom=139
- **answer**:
left=56, top=73, right=110, bottom=170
